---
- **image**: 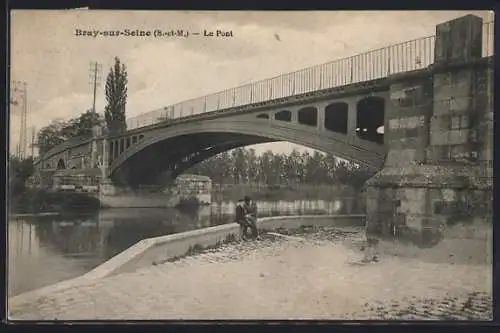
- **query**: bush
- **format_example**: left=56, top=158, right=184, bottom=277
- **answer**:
left=10, top=189, right=101, bottom=214
left=176, top=196, right=201, bottom=211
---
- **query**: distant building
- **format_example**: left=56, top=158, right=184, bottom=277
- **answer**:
left=170, top=174, right=212, bottom=205
left=51, top=168, right=102, bottom=192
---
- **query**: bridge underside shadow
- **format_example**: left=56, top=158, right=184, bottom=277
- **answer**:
left=111, top=133, right=276, bottom=186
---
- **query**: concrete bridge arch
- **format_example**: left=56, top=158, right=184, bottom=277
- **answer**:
left=107, top=116, right=387, bottom=185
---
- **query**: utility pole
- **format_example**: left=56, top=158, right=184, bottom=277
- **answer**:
left=30, top=126, right=36, bottom=158
left=11, top=81, right=28, bottom=160
left=89, top=62, right=102, bottom=113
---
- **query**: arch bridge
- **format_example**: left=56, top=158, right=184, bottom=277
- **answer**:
left=34, top=14, right=493, bottom=190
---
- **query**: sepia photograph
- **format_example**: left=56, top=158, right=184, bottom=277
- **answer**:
left=7, top=10, right=494, bottom=321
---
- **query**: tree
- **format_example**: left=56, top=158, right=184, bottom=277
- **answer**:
left=36, top=120, right=68, bottom=155
left=245, top=148, right=258, bottom=184
left=184, top=145, right=373, bottom=189
left=231, top=148, right=247, bottom=184
left=73, top=110, right=102, bottom=137
left=104, top=57, right=128, bottom=134
left=35, top=111, right=103, bottom=155
left=9, top=155, right=34, bottom=196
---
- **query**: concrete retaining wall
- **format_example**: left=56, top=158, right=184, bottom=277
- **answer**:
left=84, top=214, right=365, bottom=279
left=9, top=214, right=364, bottom=308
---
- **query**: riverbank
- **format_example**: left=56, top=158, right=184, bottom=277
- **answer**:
left=212, top=183, right=364, bottom=204
left=9, top=221, right=491, bottom=320
left=10, top=189, right=100, bottom=215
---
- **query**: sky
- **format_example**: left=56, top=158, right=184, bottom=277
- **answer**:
left=10, top=10, right=493, bottom=156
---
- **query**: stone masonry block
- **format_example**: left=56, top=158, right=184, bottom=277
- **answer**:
left=389, top=118, right=400, bottom=130
left=447, top=129, right=469, bottom=145
left=434, top=80, right=470, bottom=100
left=389, top=136, right=425, bottom=150
left=405, top=215, right=423, bottom=231
left=429, top=188, right=442, bottom=202
left=449, top=96, right=472, bottom=113
left=430, top=129, right=450, bottom=146
left=390, top=79, right=432, bottom=111
left=433, top=72, right=451, bottom=88
left=433, top=99, right=451, bottom=116
left=430, top=115, right=450, bottom=132
left=366, top=186, right=379, bottom=200
left=450, top=69, right=474, bottom=88
left=405, top=128, right=420, bottom=139
left=441, top=188, right=457, bottom=202
left=434, top=70, right=473, bottom=95
left=426, top=146, right=449, bottom=162
left=434, top=14, right=483, bottom=64
left=401, top=188, right=426, bottom=214
left=386, top=149, right=417, bottom=167
left=450, top=145, right=472, bottom=161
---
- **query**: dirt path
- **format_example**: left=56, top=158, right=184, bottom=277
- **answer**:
left=9, top=230, right=492, bottom=321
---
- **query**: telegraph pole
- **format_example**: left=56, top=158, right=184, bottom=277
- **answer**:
left=11, top=81, right=28, bottom=160
left=89, top=62, right=102, bottom=113
left=30, top=126, right=36, bottom=158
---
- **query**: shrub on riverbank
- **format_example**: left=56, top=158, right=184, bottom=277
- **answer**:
left=176, top=196, right=201, bottom=211
left=9, top=189, right=101, bottom=214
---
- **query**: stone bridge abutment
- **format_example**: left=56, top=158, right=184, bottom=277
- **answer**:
left=366, top=14, right=493, bottom=245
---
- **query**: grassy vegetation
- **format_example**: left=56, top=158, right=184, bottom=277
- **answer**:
left=154, top=233, right=238, bottom=265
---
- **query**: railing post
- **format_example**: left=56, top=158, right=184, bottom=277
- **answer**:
left=387, top=47, right=391, bottom=76
left=319, top=65, right=323, bottom=90
left=203, top=96, right=207, bottom=113
left=232, top=89, right=236, bottom=107
left=350, top=57, right=354, bottom=84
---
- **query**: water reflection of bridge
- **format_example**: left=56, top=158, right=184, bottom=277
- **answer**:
left=9, top=199, right=358, bottom=296
left=11, top=200, right=353, bottom=266
left=18, top=207, right=214, bottom=263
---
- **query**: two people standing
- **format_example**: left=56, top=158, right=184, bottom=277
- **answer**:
left=235, top=196, right=259, bottom=240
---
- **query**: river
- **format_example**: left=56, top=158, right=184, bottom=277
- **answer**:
left=8, top=199, right=347, bottom=297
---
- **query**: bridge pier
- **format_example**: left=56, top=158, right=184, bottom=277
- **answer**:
left=365, top=14, right=493, bottom=246
left=347, top=99, right=358, bottom=139
left=98, top=136, right=117, bottom=195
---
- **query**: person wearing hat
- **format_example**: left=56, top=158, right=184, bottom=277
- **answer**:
left=235, top=196, right=258, bottom=240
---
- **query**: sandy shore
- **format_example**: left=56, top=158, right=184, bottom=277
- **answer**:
left=8, top=223, right=492, bottom=321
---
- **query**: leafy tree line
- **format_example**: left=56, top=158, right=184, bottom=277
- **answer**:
left=36, top=57, right=128, bottom=155
left=9, top=155, right=34, bottom=196
left=187, top=148, right=374, bottom=190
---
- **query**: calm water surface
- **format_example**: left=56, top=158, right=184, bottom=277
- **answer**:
left=8, top=200, right=344, bottom=297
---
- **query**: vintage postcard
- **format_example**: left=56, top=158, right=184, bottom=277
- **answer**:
left=8, top=10, right=494, bottom=321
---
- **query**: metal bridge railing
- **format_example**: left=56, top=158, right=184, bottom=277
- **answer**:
left=123, top=20, right=492, bottom=131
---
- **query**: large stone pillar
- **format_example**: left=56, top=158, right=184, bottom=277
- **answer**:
left=365, top=14, right=492, bottom=246
left=317, top=102, right=327, bottom=132
left=101, top=138, right=109, bottom=179
left=347, top=99, right=358, bottom=139
left=90, top=125, right=101, bottom=168
left=99, top=137, right=116, bottom=196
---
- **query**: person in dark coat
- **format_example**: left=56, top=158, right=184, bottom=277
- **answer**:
left=235, top=196, right=258, bottom=240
